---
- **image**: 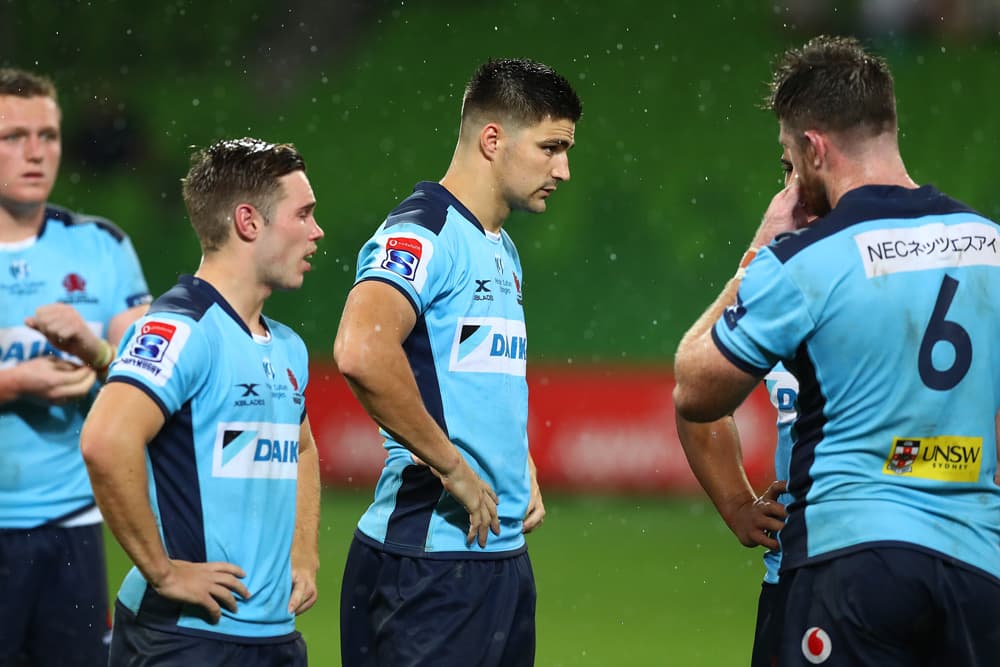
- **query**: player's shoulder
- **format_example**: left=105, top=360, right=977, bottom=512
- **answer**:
left=383, top=181, right=484, bottom=240
left=770, top=184, right=982, bottom=264
left=45, top=204, right=129, bottom=243
left=145, top=277, right=226, bottom=332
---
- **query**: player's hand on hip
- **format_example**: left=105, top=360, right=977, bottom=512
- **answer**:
left=152, top=560, right=250, bottom=624
left=287, top=564, right=318, bottom=616
left=441, top=457, right=500, bottom=547
left=15, top=356, right=97, bottom=403
left=729, top=480, right=787, bottom=551
left=522, top=477, right=545, bottom=534
left=25, top=302, right=103, bottom=364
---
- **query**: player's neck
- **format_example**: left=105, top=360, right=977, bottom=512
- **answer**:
left=0, top=200, right=46, bottom=242
left=440, top=165, right=507, bottom=234
left=194, top=258, right=269, bottom=336
left=825, top=137, right=918, bottom=209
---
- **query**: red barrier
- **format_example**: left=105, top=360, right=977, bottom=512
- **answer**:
left=306, top=364, right=778, bottom=493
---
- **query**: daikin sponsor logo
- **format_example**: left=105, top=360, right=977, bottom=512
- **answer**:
left=449, top=317, right=527, bottom=376
left=213, top=421, right=300, bottom=479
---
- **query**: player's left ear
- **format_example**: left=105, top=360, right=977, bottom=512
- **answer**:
left=479, top=123, right=502, bottom=161
left=802, top=130, right=827, bottom=170
left=233, top=203, right=262, bottom=242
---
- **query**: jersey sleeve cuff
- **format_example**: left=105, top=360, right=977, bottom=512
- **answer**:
left=710, top=326, right=771, bottom=377
left=356, top=276, right=420, bottom=316
left=105, top=375, right=172, bottom=420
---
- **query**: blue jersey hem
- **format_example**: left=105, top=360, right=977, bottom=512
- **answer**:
left=779, top=541, right=1000, bottom=587
left=114, top=600, right=300, bottom=645
left=354, top=528, right=527, bottom=561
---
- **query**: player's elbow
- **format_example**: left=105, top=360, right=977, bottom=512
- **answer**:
left=79, top=416, right=114, bottom=474
left=333, top=332, right=368, bottom=385
left=672, top=383, right=724, bottom=423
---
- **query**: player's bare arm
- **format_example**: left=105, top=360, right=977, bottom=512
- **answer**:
left=80, top=382, right=250, bottom=623
left=288, top=417, right=320, bottom=616
left=522, top=452, right=545, bottom=533
left=674, top=181, right=804, bottom=422
left=334, top=280, right=500, bottom=547
left=675, top=414, right=785, bottom=550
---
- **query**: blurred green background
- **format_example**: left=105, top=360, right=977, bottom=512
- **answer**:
left=8, top=0, right=1000, bottom=363
left=9, top=1, right=999, bottom=664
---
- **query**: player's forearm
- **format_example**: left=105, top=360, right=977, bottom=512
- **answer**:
left=339, top=348, right=463, bottom=476
left=291, top=441, right=320, bottom=572
left=675, top=413, right=756, bottom=528
left=81, top=428, right=172, bottom=585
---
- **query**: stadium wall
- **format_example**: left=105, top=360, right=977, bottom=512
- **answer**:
left=308, top=363, right=777, bottom=492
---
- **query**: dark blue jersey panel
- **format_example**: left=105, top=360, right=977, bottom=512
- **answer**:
left=403, top=315, right=448, bottom=435
left=771, top=185, right=980, bottom=263
left=384, top=464, right=445, bottom=551
left=384, top=182, right=485, bottom=236
left=148, top=401, right=206, bottom=563
left=43, top=204, right=127, bottom=242
left=150, top=275, right=252, bottom=337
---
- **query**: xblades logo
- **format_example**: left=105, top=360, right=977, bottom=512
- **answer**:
left=234, top=383, right=264, bottom=407
left=475, top=280, right=491, bottom=293
left=237, top=383, right=259, bottom=397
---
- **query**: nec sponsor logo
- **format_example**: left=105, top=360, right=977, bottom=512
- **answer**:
left=213, top=421, right=299, bottom=479
left=883, top=435, right=983, bottom=483
left=449, top=317, right=527, bottom=376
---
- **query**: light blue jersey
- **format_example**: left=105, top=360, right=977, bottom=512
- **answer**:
left=107, top=275, right=309, bottom=641
left=354, top=181, right=530, bottom=558
left=714, top=185, right=1000, bottom=582
left=0, top=206, right=150, bottom=528
left=761, top=363, right=796, bottom=585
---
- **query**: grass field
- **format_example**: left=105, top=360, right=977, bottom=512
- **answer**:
left=104, top=490, right=764, bottom=666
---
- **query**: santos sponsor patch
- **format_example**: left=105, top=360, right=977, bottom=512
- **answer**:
left=116, top=319, right=191, bottom=387
left=883, top=435, right=983, bottom=482
left=212, top=421, right=300, bottom=479
left=449, top=317, right=527, bottom=376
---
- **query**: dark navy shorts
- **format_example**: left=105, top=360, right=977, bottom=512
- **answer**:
left=751, top=580, right=789, bottom=667
left=340, top=536, right=536, bottom=667
left=780, top=547, right=1000, bottom=666
left=0, top=523, right=110, bottom=667
left=108, top=601, right=307, bottom=667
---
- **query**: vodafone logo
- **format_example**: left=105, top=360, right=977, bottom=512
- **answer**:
left=801, top=627, right=832, bottom=663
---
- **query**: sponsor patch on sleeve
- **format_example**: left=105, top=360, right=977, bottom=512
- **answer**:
left=116, top=319, right=192, bottom=387
left=375, top=233, right=435, bottom=293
